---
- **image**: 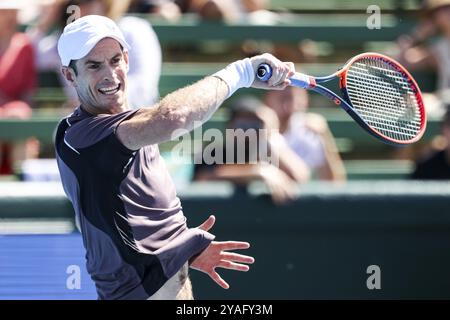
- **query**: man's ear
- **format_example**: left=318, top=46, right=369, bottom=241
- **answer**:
left=61, top=66, right=77, bottom=87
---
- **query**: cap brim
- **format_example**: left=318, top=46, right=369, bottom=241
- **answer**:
left=63, top=34, right=129, bottom=66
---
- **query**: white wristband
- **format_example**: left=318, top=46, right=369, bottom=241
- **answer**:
left=212, top=58, right=255, bottom=98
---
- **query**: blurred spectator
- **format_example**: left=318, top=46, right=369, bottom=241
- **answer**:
left=0, top=3, right=38, bottom=175
left=128, top=0, right=278, bottom=23
left=189, top=0, right=279, bottom=23
left=129, top=0, right=183, bottom=21
left=27, top=0, right=162, bottom=109
left=411, top=106, right=450, bottom=179
left=396, top=0, right=450, bottom=113
left=264, top=86, right=346, bottom=181
left=194, top=96, right=312, bottom=204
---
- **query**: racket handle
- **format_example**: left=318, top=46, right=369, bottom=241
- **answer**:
left=257, top=64, right=272, bottom=81
left=256, top=63, right=314, bottom=89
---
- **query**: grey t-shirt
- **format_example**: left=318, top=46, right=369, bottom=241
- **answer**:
left=55, top=106, right=214, bottom=299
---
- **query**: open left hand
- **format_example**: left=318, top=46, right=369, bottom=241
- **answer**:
left=189, top=215, right=255, bottom=289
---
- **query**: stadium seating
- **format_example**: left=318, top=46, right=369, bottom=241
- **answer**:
left=2, top=11, right=439, bottom=193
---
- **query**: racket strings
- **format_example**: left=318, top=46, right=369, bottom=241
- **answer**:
left=348, top=65, right=418, bottom=114
left=346, top=78, right=421, bottom=128
left=347, top=61, right=421, bottom=140
left=347, top=68, right=420, bottom=139
left=345, top=58, right=422, bottom=141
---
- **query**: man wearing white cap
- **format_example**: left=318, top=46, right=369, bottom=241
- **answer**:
left=55, top=15, right=294, bottom=300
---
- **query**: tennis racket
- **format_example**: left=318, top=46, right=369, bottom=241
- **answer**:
left=257, top=52, right=426, bottom=146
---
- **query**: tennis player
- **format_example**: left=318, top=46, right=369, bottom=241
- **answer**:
left=55, top=15, right=294, bottom=300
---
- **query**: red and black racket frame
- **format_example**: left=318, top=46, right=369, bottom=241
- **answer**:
left=256, top=52, right=426, bottom=146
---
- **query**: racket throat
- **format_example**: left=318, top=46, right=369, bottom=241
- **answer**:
left=312, top=85, right=350, bottom=110
left=290, top=74, right=316, bottom=89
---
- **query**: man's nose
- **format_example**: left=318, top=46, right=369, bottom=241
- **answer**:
left=102, top=65, right=117, bottom=81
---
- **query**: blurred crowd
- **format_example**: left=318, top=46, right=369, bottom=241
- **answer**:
left=193, top=88, right=346, bottom=204
left=129, top=0, right=278, bottom=23
left=395, top=0, right=450, bottom=180
left=1, top=0, right=450, bottom=204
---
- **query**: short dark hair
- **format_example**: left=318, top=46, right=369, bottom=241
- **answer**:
left=69, top=60, right=78, bottom=76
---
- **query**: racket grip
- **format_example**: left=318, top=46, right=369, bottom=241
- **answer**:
left=256, top=63, right=313, bottom=89
left=257, top=63, right=272, bottom=82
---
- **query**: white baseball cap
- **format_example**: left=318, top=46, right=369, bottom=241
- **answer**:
left=57, top=15, right=130, bottom=67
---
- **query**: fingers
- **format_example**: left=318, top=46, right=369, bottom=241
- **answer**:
left=218, top=260, right=251, bottom=272
left=270, top=61, right=295, bottom=88
left=210, top=270, right=229, bottom=289
left=268, top=65, right=285, bottom=87
left=268, top=62, right=293, bottom=88
left=191, top=240, right=254, bottom=290
left=285, top=61, right=295, bottom=78
left=218, top=241, right=250, bottom=251
left=197, top=215, right=215, bottom=232
left=273, top=61, right=295, bottom=90
left=250, top=53, right=295, bottom=90
left=221, top=252, right=255, bottom=264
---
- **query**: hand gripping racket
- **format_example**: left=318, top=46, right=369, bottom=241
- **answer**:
left=257, top=52, right=426, bottom=146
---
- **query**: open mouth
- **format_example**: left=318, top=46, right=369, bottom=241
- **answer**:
left=98, top=84, right=121, bottom=95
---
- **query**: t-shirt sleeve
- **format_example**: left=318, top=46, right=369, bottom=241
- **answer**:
left=155, top=228, right=215, bottom=279
left=65, top=110, right=139, bottom=176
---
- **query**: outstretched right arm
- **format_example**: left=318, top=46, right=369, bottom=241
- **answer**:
left=117, top=53, right=295, bottom=150
left=117, top=76, right=229, bottom=150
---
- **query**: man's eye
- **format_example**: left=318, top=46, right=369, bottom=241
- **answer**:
left=112, top=58, right=120, bottom=64
left=88, top=64, right=100, bottom=69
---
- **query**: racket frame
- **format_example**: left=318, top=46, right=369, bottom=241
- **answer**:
left=258, top=52, right=426, bottom=146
